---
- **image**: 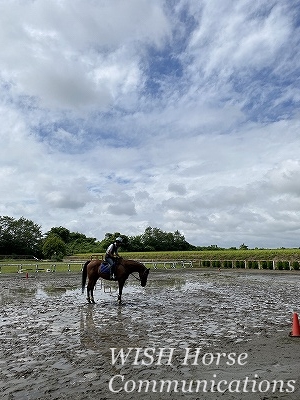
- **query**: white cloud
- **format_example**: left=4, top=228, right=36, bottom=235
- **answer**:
left=168, top=183, right=187, bottom=196
left=266, top=160, right=300, bottom=196
left=0, top=0, right=300, bottom=248
left=188, top=1, right=292, bottom=73
left=0, top=0, right=171, bottom=112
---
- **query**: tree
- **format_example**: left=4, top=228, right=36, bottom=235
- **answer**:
left=172, top=230, right=191, bottom=250
left=141, top=227, right=162, bottom=251
left=0, top=216, right=43, bottom=256
left=42, top=235, right=67, bottom=260
left=43, top=227, right=103, bottom=255
left=0, top=215, right=196, bottom=257
left=44, top=226, right=71, bottom=243
left=126, top=234, right=143, bottom=251
left=139, top=226, right=192, bottom=251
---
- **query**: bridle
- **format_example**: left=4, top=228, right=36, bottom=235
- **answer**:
left=131, top=273, right=142, bottom=281
left=131, top=265, right=149, bottom=282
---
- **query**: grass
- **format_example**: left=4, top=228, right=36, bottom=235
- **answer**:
left=74, top=248, right=300, bottom=261
left=1, top=249, right=300, bottom=274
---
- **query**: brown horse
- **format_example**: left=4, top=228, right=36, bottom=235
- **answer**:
left=81, top=257, right=150, bottom=304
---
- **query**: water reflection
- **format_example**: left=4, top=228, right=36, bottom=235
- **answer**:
left=79, top=303, right=150, bottom=353
left=0, top=282, right=80, bottom=304
left=36, top=287, right=67, bottom=298
left=146, top=274, right=187, bottom=290
left=0, top=287, right=37, bottom=305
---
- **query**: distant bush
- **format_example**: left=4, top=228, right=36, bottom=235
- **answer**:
left=261, top=261, right=273, bottom=270
left=235, top=260, right=245, bottom=268
left=284, top=261, right=290, bottom=270
left=277, top=261, right=290, bottom=270
left=292, top=261, right=300, bottom=270
left=223, top=260, right=233, bottom=268
left=202, top=260, right=211, bottom=267
left=248, top=261, right=259, bottom=269
left=212, top=260, right=221, bottom=268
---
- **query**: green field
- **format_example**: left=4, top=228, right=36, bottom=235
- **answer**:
left=1, top=249, right=300, bottom=273
left=74, top=248, right=300, bottom=262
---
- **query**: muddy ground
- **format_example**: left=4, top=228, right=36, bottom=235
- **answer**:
left=1, top=269, right=300, bottom=400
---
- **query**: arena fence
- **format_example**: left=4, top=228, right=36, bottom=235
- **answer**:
left=0, top=258, right=299, bottom=273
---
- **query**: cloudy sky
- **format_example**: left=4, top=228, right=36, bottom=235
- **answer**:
left=1, top=0, right=300, bottom=249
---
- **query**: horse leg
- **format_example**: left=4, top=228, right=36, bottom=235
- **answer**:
left=87, top=277, right=97, bottom=304
left=86, top=279, right=93, bottom=303
left=117, top=280, right=125, bottom=304
left=86, top=287, right=91, bottom=303
left=90, top=280, right=96, bottom=304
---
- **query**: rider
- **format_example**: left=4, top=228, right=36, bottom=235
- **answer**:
left=105, top=237, right=123, bottom=280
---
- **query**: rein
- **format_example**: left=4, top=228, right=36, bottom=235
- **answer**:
left=130, top=273, right=141, bottom=281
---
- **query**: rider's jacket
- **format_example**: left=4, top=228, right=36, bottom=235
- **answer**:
left=106, top=242, right=119, bottom=258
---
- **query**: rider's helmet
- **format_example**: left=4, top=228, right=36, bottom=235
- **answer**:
left=115, top=237, right=123, bottom=243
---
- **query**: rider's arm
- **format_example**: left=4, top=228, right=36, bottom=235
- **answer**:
left=106, top=244, right=114, bottom=256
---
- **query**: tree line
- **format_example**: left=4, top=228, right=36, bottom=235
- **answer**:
left=0, top=216, right=200, bottom=260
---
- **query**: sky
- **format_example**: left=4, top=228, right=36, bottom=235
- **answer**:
left=1, top=0, right=300, bottom=249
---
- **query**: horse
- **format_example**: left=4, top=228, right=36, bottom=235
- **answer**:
left=81, top=257, right=150, bottom=304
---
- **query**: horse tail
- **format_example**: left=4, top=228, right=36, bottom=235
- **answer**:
left=82, top=260, right=89, bottom=293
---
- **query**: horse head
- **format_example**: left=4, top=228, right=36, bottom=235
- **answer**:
left=139, top=266, right=150, bottom=287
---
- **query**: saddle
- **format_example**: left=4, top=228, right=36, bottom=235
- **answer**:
left=98, top=261, right=117, bottom=280
left=99, top=262, right=111, bottom=274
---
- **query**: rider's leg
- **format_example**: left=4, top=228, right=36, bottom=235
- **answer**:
left=105, top=257, right=115, bottom=279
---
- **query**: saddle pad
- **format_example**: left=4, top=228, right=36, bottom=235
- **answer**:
left=99, top=262, right=111, bottom=274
